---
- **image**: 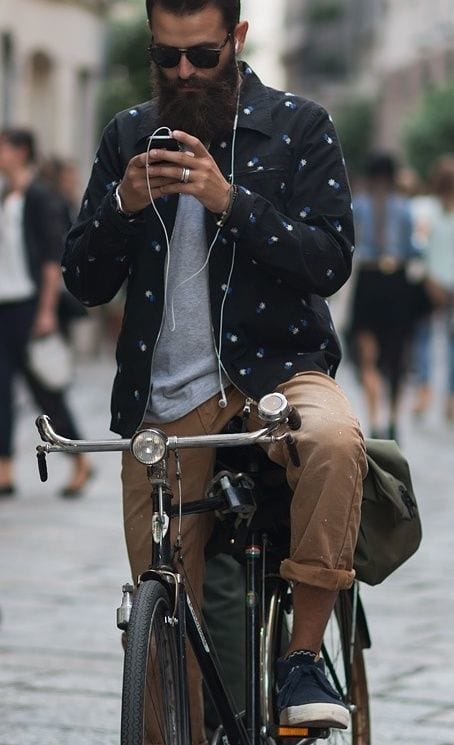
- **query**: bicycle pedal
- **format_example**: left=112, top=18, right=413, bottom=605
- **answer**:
left=271, top=724, right=330, bottom=740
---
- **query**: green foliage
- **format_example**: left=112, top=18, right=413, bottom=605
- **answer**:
left=304, top=50, right=348, bottom=79
left=306, top=0, right=344, bottom=25
left=334, top=98, right=375, bottom=180
left=97, top=14, right=151, bottom=132
left=402, top=81, right=454, bottom=179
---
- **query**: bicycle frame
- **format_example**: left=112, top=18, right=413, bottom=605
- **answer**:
left=35, top=394, right=300, bottom=744
left=139, top=458, right=258, bottom=745
left=138, top=454, right=332, bottom=745
left=35, top=393, right=368, bottom=745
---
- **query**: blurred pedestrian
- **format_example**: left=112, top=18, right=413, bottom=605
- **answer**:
left=417, top=155, right=454, bottom=421
left=396, top=167, right=438, bottom=416
left=0, top=128, right=91, bottom=497
left=39, top=156, right=90, bottom=337
left=41, top=155, right=125, bottom=348
left=40, top=156, right=80, bottom=222
left=348, top=152, right=423, bottom=440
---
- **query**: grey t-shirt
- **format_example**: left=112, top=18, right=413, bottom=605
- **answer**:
left=146, top=195, right=225, bottom=422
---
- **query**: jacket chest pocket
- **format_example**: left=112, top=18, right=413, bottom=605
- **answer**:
left=235, top=153, right=291, bottom=205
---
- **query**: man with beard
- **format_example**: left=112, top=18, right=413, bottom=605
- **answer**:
left=63, top=0, right=367, bottom=741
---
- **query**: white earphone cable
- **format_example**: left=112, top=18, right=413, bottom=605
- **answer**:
left=146, top=127, right=174, bottom=324
left=168, top=91, right=241, bottom=332
left=145, top=90, right=241, bottom=408
left=216, top=92, right=240, bottom=407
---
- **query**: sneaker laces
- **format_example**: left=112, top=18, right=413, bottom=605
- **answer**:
left=277, top=660, right=342, bottom=705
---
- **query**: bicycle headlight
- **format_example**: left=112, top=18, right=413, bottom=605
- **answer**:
left=131, top=429, right=167, bottom=465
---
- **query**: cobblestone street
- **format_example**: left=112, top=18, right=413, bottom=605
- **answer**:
left=0, top=337, right=453, bottom=744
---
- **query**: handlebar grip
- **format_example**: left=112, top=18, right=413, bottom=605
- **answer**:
left=37, top=452, right=48, bottom=482
left=285, top=435, right=301, bottom=468
left=287, top=407, right=302, bottom=431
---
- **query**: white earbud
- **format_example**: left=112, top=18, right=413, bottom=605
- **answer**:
left=234, top=40, right=239, bottom=53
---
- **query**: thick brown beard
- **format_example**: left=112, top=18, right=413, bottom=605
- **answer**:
left=152, top=49, right=240, bottom=145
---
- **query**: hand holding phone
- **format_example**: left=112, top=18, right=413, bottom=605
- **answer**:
left=119, top=129, right=229, bottom=214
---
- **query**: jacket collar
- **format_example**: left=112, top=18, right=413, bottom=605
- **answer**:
left=133, top=62, right=273, bottom=146
left=235, top=62, right=274, bottom=138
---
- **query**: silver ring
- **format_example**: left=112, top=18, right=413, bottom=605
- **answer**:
left=181, top=167, right=190, bottom=184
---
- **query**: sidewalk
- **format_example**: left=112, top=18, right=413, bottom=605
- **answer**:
left=337, top=343, right=454, bottom=745
left=0, top=354, right=128, bottom=745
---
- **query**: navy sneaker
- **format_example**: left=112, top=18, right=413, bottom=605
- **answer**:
left=276, top=652, right=349, bottom=729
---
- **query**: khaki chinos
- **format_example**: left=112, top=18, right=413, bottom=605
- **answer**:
left=121, top=371, right=368, bottom=745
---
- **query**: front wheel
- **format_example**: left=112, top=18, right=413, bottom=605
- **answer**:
left=263, top=579, right=371, bottom=745
left=121, top=579, right=188, bottom=745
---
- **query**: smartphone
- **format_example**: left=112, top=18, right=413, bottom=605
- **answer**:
left=148, top=135, right=181, bottom=171
left=148, top=134, right=181, bottom=152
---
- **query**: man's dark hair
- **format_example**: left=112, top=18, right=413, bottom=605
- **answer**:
left=0, top=127, right=36, bottom=164
left=146, top=0, right=241, bottom=31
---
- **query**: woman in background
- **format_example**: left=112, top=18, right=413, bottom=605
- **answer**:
left=419, top=155, right=454, bottom=420
left=349, top=152, right=422, bottom=440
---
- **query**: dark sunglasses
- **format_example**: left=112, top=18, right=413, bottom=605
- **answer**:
left=148, top=33, right=231, bottom=69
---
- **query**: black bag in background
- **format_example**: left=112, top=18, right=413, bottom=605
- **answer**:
left=354, top=438, right=422, bottom=585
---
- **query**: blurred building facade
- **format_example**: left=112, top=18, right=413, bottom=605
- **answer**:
left=0, top=0, right=108, bottom=177
left=282, top=0, right=454, bottom=151
left=241, top=0, right=287, bottom=89
left=283, top=0, right=382, bottom=104
left=371, top=0, right=454, bottom=149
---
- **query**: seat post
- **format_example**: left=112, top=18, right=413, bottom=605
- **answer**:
left=245, top=532, right=262, bottom=743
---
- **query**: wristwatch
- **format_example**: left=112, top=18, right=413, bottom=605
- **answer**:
left=113, top=184, right=137, bottom=218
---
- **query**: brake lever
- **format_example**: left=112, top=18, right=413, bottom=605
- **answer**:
left=287, top=406, right=302, bottom=431
left=285, top=434, right=300, bottom=468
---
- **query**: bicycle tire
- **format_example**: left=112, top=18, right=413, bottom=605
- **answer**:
left=262, top=579, right=370, bottom=745
left=121, top=579, right=187, bottom=745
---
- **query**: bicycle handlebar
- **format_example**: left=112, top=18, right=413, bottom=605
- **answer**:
left=35, top=393, right=302, bottom=479
left=36, top=413, right=275, bottom=455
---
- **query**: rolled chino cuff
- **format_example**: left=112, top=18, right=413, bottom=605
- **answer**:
left=280, top=558, right=355, bottom=591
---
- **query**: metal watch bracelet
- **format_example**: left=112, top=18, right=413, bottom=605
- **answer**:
left=114, top=184, right=137, bottom=218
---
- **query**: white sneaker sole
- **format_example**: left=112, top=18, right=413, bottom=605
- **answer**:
left=280, top=702, right=350, bottom=729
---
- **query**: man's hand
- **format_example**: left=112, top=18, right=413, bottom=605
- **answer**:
left=117, top=130, right=231, bottom=215
left=117, top=151, right=180, bottom=213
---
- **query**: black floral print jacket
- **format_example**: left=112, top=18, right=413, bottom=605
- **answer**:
left=63, top=64, right=354, bottom=437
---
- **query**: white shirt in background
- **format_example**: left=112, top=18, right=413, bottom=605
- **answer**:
left=0, top=192, right=35, bottom=302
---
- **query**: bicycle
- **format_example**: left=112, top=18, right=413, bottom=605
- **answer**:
left=36, top=392, right=371, bottom=745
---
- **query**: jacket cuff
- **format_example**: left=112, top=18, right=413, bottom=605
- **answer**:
left=219, top=185, right=255, bottom=240
left=102, top=185, right=146, bottom=234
